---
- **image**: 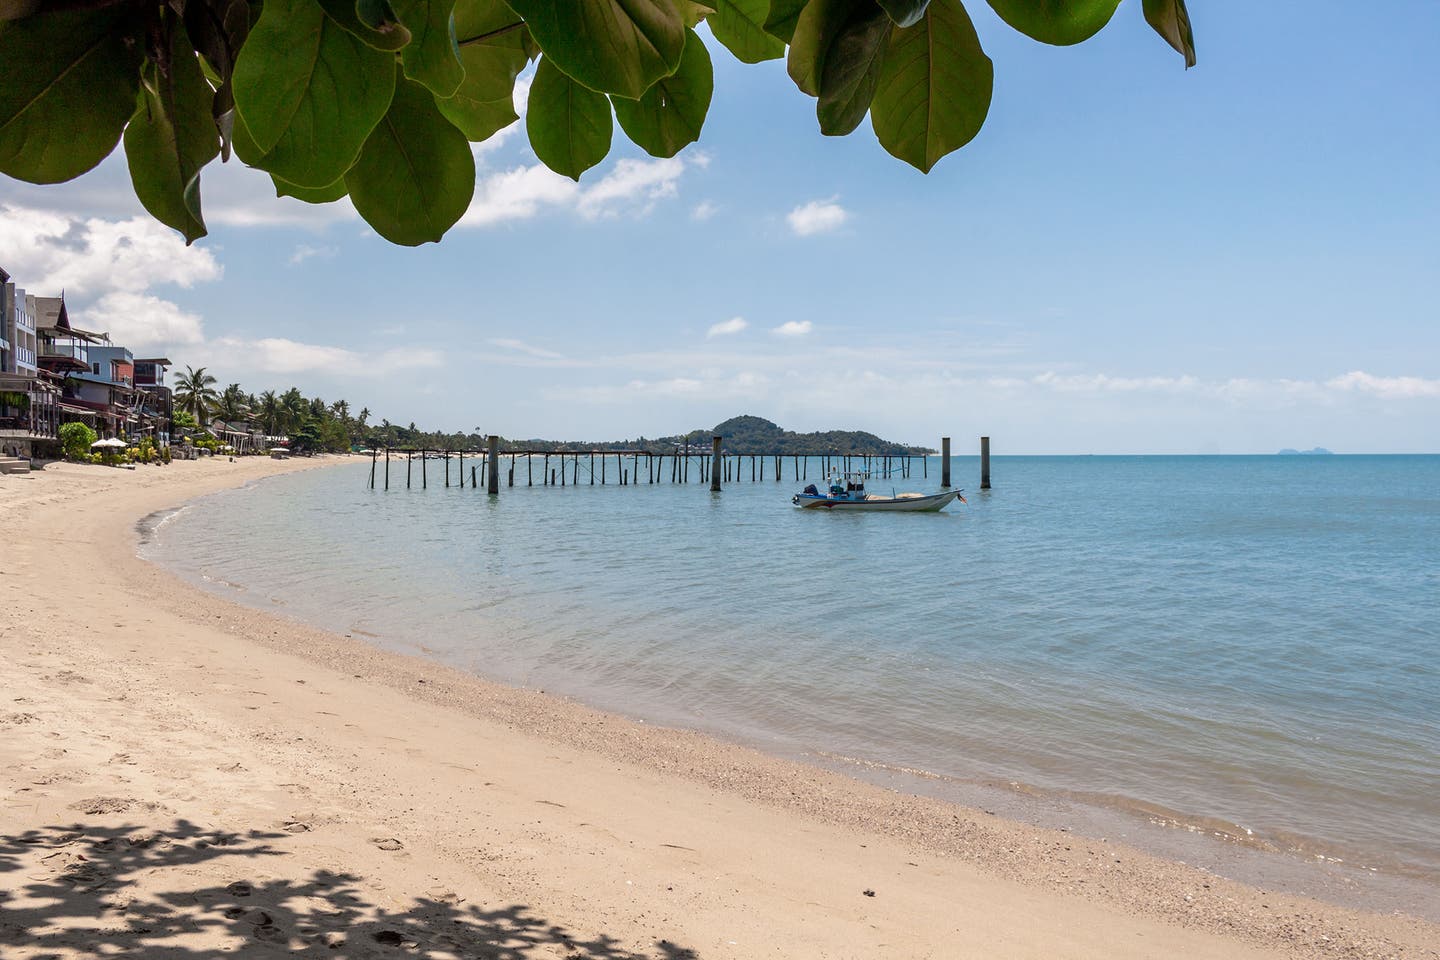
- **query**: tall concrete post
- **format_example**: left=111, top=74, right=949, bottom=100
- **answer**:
left=941, top=437, right=951, bottom=487
left=980, top=436, right=991, bottom=490
left=710, top=436, right=722, bottom=492
left=487, top=435, right=500, bottom=494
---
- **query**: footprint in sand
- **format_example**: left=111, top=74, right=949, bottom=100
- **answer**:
left=371, top=837, right=404, bottom=851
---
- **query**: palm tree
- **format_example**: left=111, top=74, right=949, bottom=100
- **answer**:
left=174, top=365, right=218, bottom=427
left=257, top=390, right=282, bottom=437
left=214, top=383, right=249, bottom=424
left=280, top=387, right=307, bottom=436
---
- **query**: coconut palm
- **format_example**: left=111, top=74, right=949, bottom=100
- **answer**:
left=173, top=365, right=218, bottom=427
left=257, top=390, right=282, bottom=436
left=214, top=383, right=249, bottom=425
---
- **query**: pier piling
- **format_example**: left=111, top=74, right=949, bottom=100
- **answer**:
left=980, top=436, right=991, bottom=490
left=941, top=437, right=951, bottom=487
left=487, top=436, right=500, bottom=493
left=711, top=436, right=721, bottom=492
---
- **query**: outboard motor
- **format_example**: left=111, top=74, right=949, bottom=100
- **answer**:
left=803, top=483, right=819, bottom=496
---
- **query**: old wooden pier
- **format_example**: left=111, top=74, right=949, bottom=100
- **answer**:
left=367, top=435, right=991, bottom=492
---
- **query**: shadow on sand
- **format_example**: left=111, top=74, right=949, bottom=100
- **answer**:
left=0, top=819, right=698, bottom=958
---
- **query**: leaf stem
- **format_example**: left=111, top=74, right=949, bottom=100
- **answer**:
left=457, top=21, right=522, bottom=48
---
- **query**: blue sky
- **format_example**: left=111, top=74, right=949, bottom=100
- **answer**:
left=2, top=0, right=1436, bottom=453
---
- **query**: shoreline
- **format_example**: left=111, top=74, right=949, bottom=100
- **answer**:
left=3, top=457, right=1437, bottom=958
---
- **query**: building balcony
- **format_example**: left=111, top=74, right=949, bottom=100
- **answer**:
left=40, top=341, right=89, bottom=365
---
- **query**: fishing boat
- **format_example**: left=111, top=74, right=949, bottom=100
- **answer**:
left=791, top=472, right=966, bottom=512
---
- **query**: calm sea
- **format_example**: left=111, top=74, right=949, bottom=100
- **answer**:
left=143, top=455, right=1440, bottom=899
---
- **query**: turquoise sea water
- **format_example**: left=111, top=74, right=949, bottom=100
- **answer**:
left=145, top=455, right=1440, bottom=893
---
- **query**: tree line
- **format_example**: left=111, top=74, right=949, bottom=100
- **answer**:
left=171, top=364, right=485, bottom=454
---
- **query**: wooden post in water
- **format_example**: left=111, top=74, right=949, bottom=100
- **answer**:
left=941, top=437, right=951, bottom=487
left=527, top=453, right=532, bottom=486
left=602, top=454, right=607, bottom=484
left=710, top=436, right=721, bottom=492
left=471, top=465, right=476, bottom=487
left=422, top=451, right=427, bottom=489
left=385, top=448, right=390, bottom=489
left=980, top=436, right=991, bottom=490
left=370, top=449, right=377, bottom=488
left=444, top=451, right=450, bottom=488
left=406, top=450, right=412, bottom=489
left=573, top=455, right=579, bottom=485
left=486, top=436, right=499, bottom=493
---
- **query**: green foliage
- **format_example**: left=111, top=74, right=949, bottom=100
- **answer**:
left=0, top=7, right=142, bottom=183
left=612, top=28, right=712, bottom=159
left=526, top=57, right=613, bottom=181
left=60, top=421, right=97, bottom=461
left=871, top=0, right=992, bottom=172
left=0, top=0, right=1195, bottom=245
left=347, top=71, right=476, bottom=244
left=174, top=365, right=219, bottom=427
left=985, top=0, right=1120, bottom=46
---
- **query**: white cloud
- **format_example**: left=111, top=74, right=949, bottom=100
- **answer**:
left=1325, top=370, right=1440, bottom=399
left=787, top=197, right=849, bottom=236
left=460, top=155, right=695, bottom=228
left=206, top=338, right=446, bottom=375
left=707, top=317, right=748, bottom=338
left=84, top=293, right=206, bottom=349
left=692, top=200, right=718, bottom=221
left=577, top=157, right=685, bottom=219
left=0, top=204, right=221, bottom=298
left=288, top=243, right=337, bottom=266
left=460, top=164, right=579, bottom=227
left=772, top=320, right=813, bottom=337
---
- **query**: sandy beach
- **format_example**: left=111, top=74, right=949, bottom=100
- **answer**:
left=1, top=457, right=1436, bottom=959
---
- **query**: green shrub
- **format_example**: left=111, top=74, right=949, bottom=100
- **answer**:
left=60, top=422, right=97, bottom=461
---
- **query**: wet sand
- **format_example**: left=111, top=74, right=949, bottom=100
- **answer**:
left=2, top=456, right=1437, bottom=958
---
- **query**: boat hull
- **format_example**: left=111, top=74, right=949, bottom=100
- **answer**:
left=791, top=490, right=963, bottom=512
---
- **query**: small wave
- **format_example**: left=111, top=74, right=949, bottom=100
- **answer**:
left=135, top=504, right=192, bottom=549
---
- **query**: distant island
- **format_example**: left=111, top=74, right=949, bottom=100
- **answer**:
left=1277, top=447, right=1334, bottom=455
left=506, top=415, right=933, bottom=455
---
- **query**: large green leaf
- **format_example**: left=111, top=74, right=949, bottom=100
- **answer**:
left=0, top=7, right=143, bottom=183
left=870, top=0, right=991, bottom=172
left=345, top=72, right=476, bottom=245
left=124, top=22, right=221, bottom=244
left=233, top=0, right=397, bottom=188
left=527, top=57, right=613, bottom=180
left=439, top=1, right=527, bottom=139
left=316, top=0, right=412, bottom=50
left=394, top=0, right=466, bottom=96
left=816, top=6, right=890, bottom=136
left=985, top=0, right=1118, bottom=46
left=875, top=0, right=930, bottom=27
left=1143, top=0, right=1195, bottom=67
left=790, top=1, right=890, bottom=99
left=506, top=0, right=685, bottom=99
left=613, top=28, right=712, bottom=158
left=763, top=0, right=807, bottom=43
left=708, top=0, right=783, bottom=63
left=273, top=174, right=350, bottom=204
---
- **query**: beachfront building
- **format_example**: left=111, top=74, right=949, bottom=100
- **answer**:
left=0, top=268, right=60, bottom=458
left=71, top=344, right=141, bottom=441
left=35, top=293, right=114, bottom=438
left=134, top=357, right=174, bottom=445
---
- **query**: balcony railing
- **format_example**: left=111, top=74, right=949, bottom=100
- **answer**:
left=40, top=341, right=89, bottom=363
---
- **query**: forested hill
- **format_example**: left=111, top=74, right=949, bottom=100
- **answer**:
left=705, top=416, right=931, bottom=455
left=502, top=416, right=933, bottom=454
